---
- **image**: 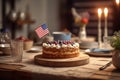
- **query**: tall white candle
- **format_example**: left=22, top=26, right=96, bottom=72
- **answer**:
left=98, top=8, right=102, bottom=48
left=104, top=8, right=108, bottom=37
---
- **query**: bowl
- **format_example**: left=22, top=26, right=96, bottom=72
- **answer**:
left=80, top=42, right=98, bottom=49
left=24, top=40, right=33, bottom=50
left=53, top=32, right=71, bottom=41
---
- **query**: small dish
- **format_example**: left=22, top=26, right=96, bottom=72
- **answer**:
left=26, top=46, right=42, bottom=53
left=80, top=42, right=98, bottom=49
left=85, top=48, right=113, bottom=57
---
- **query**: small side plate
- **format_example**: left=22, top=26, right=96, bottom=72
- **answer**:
left=26, top=46, right=42, bottom=53
left=85, top=48, right=113, bottom=57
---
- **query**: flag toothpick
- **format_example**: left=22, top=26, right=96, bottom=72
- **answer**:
left=35, top=24, right=49, bottom=38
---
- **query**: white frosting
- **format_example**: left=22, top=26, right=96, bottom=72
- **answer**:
left=43, top=50, right=79, bottom=54
left=56, top=44, right=61, bottom=49
left=61, top=44, right=67, bottom=48
left=42, top=42, right=79, bottom=49
left=51, top=44, right=56, bottom=48
left=43, top=43, right=47, bottom=46
left=67, top=44, right=74, bottom=48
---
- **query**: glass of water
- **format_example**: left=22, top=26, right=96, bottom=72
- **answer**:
left=103, top=36, right=113, bottom=49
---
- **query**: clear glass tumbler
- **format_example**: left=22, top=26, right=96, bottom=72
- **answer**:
left=11, top=40, right=23, bottom=62
left=103, top=36, right=113, bottom=49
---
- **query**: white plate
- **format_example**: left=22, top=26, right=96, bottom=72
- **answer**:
left=80, top=42, right=98, bottom=49
left=26, top=46, right=42, bottom=53
left=85, top=48, right=112, bottom=57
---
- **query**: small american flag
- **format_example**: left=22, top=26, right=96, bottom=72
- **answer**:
left=35, top=24, right=49, bottom=38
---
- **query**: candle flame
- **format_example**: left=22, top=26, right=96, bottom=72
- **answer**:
left=98, top=8, right=102, bottom=18
left=104, top=8, right=108, bottom=17
left=116, top=0, right=119, bottom=5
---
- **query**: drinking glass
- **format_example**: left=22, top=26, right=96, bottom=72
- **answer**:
left=11, top=40, right=23, bottom=62
left=103, top=36, right=113, bottom=49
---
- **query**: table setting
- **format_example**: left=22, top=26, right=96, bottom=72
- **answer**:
left=0, top=31, right=119, bottom=80
left=1, top=1, right=120, bottom=80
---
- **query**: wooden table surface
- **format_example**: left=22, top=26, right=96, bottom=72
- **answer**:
left=0, top=48, right=119, bottom=80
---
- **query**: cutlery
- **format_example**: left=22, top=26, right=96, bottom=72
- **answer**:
left=99, top=61, right=112, bottom=70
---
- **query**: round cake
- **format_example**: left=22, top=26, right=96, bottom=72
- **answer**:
left=42, top=41, right=80, bottom=59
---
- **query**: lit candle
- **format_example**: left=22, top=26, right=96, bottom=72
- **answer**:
left=104, top=8, right=108, bottom=37
left=115, top=0, right=120, bottom=16
left=116, top=0, right=120, bottom=6
left=116, top=0, right=120, bottom=31
left=98, top=8, right=102, bottom=18
left=98, top=8, right=102, bottom=48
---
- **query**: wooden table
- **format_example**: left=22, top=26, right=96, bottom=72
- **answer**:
left=0, top=49, right=119, bottom=80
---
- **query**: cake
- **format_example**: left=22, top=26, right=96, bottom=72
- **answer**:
left=24, top=39, right=33, bottom=50
left=42, top=41, right=80, bottom=59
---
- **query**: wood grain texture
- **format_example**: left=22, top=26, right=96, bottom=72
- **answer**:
left=34, top=53, right=89, bottom=67
left=1, top=50, right=120, bottom=80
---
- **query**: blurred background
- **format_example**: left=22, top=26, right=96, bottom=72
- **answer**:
left=0, top=0, right=118, bottom=42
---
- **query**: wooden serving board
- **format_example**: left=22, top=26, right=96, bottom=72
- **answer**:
left=34, top=53, right=89, bottom=67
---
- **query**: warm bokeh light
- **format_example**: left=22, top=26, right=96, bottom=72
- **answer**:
left=104, top=8, right=108, bottom=18
left=116, top=0, right=119, bottom=6
left=98, top=8, right=102, bottom=18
